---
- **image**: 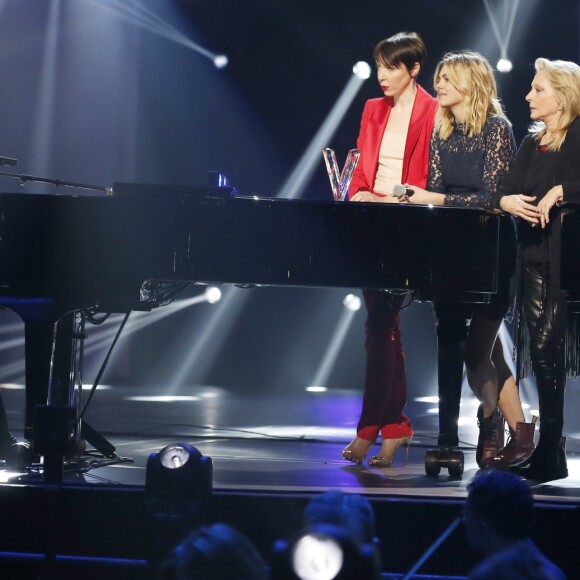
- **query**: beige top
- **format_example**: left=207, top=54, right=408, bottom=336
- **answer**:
left=373, top=129, right=407, bottom=195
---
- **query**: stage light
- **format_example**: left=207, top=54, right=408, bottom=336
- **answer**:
left=496, top=57, right=513, bottom=73
left=292, top=532, right=343, bottom=580
left=204, top=286, right=222, bottom=304
left=414, top=396, right=439, bottom=404
left=270, top=524, right=380, bottom=580
left=93, top=0, right=227, bottom=69
left=483, top=0, right=521, bottom=76
left=342, top=294, right=361, bottom=312
left=213, top=54, right=228, bottom=69
left=307, top=292, right=362, bottom=390
left=145, top=443, right=213, bottom=523
left=306, top=386, right=327, bottom=393
left=352, top=61, right=371, bottom=80
left=161, top=444, right=193, bottom=468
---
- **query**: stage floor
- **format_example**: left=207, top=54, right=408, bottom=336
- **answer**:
left=0, top=383, right=579, bottom=579
left=2, top=383, right=580, bottom=498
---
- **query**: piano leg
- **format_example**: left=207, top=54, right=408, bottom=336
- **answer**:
left=25, top=313, right=80, bottom=484
left=24, top=321, right=53, bottom=443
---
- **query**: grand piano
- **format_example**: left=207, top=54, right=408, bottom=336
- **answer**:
left=0, top=183, right=503, bottom=481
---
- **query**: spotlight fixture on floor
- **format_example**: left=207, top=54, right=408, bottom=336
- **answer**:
left=270, top=523, right=380, bottom=580
left=145, top=443, right=213, bottom=523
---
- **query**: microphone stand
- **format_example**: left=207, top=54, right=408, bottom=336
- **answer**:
left=0, top=170, right=113, bottom=195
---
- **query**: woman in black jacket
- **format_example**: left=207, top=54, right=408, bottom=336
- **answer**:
left=493, top=57, right=580, bottom=482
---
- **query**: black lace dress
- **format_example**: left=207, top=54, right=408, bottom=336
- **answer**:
left=428, top=115, right=517, bottom=319
left=427, top=115, right=516, bottom=209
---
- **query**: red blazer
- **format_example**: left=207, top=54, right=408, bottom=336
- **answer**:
left=348, top=85, right=438, bottom=199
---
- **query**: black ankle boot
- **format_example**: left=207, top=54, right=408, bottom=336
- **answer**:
left=513, top=437, right=568, bottom=482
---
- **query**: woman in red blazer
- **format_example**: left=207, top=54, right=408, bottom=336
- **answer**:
left=342, top=32, right=437, bottom=466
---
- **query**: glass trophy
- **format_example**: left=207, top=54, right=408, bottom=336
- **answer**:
left=322, top=148, right=360, bottom=201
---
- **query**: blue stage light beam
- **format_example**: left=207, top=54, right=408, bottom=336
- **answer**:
left=276, top=64, right=370, bottom=199
left=29, top=0, right=61, bottom=180
left=90, top=0, right=227, bottom=68
left=483, top=0, right=520, bottom=73
left=78, top=287, right=223, bottom=360
left=307, top=293, right=362, bottom=391
left=0, top=288, right=226, bottom=384
left=157, top=286, right=252, bottom=394
left=482, top=0, right=542, bottom=74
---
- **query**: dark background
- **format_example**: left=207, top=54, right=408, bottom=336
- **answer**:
left=0, top=0, right=578, bottom=399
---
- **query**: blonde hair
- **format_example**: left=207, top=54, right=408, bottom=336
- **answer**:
left=530, top=57, right=580, bottom=151
left=433, top=51, right=507, bottom=140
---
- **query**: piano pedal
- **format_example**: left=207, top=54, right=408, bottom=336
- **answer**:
left=425, top=446, right=464, bottom=478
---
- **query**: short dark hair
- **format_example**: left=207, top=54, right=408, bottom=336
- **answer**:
left=466, top=470, right=534, bottom=540
left=373, top=31, right=427, bottom=74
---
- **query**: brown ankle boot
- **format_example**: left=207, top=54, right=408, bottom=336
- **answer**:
left=476, top=406, right=502, bottom=468
left=491, top=421, right=536, bottom=469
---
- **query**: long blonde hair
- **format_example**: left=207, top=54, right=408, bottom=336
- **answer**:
left=530, top=58, right=580, bottom=151
left=434, top=51, right=507, bottom=140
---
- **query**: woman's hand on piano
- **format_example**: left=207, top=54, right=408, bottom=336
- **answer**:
left=498, top=194, right=539, bottom=225
left=350, top=191, right=376, bottom=202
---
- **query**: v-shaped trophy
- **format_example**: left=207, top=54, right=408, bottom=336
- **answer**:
left=322, top=148, right=360, bottom=201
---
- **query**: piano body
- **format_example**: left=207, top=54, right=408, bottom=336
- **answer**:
left=0, top=184, right=503, bottom=481
left=561, top=209, right=580, bottom=310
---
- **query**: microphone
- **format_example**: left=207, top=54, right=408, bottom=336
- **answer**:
left=392, top=184, right=414, bottom=198
left=0, top=156, right=17, bottom=167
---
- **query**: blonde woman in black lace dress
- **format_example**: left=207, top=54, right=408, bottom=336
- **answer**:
left=406, top=51, right=534, bottom=469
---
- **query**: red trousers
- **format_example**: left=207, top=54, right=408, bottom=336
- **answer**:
left=356, top=289, right=412, bottom=440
